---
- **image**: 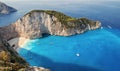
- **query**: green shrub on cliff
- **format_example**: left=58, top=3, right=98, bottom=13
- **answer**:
left=26, top=10, right=73, bottom=23
left=26, top=10, right=95, bottom=28
left=0, top=51, right=28, bottom=71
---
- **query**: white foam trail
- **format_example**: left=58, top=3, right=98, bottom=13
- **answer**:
left=107, top=25, right=112, bottom=29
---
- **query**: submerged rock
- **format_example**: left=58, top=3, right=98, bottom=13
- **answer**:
left=0, top=10, right=101, bottom=40
left=0, top=1, right=17, bottom=14
left=26, top=66, right=50, bottom=71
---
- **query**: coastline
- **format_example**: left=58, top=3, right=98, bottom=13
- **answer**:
left=8, top=37, right=30, bottom=50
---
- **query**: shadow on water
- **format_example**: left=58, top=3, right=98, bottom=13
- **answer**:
left=19, top=48, right=101, bottom=71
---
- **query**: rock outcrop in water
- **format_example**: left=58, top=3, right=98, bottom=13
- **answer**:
left=0, top=2, right=17, bottom=14
left=0, top=10, right=101, bottom=40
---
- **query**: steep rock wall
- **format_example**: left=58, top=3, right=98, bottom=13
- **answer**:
left=0, top=10, right=101, bottom=40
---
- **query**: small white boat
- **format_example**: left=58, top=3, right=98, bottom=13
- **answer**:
left=76, top=53, right=80, bottom=56
left=101, top=27, right=103, bottom=29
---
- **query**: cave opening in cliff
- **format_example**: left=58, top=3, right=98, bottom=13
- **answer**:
left=42, top=33, right=50, bottom=38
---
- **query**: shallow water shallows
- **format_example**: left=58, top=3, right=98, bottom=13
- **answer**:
left=18, top=28, right=120, bottom=71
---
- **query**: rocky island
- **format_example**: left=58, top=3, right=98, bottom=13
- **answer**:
left=0, top=2, right=17, bottom=14
left=0, top=10, right=101, bottom=71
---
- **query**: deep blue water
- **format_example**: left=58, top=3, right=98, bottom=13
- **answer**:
left=1, top=0, right=120, bottom=71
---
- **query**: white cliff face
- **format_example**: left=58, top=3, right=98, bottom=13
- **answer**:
left=13, top=11, right=101, bottom=39
left=14, top=12, right=66, bottom=39
left=0, top=2, right=17, bottom=14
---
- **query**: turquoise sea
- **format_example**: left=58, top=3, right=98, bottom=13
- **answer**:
left=1, top=0, right=120, bottom=71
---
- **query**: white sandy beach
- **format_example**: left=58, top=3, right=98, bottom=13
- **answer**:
left=8, top=37, right=30, bottom=50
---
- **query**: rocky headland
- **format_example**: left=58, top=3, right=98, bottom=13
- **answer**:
left=0, top=2, right=17, bottom=14
left=0, top=10, right=101, bottom=71
left=0, top=10, right=101, bottom=40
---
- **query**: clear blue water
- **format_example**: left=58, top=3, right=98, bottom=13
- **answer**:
left=19, top=28, right=120, bottom=71
left=1, top=0, right=120, bottom=71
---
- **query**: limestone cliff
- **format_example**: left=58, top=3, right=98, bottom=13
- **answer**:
left=0, top=2, right=17, bottom=14
left=0, top=10, right=101, bottom=40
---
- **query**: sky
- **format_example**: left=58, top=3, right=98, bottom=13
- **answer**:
left=1, top=0, right=119, bottom=6
left=1, top=0, right=120, bottom=3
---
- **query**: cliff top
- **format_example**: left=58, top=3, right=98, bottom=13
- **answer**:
left=25, top=10, right=93, bottom=26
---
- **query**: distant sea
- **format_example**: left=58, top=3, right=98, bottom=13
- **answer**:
left=1, top=0, right=120, bottom=71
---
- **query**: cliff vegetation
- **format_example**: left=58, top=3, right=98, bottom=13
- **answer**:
left=26, top=10, right=96, bottom=28
left=0, top=36, right=29, bottom=71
